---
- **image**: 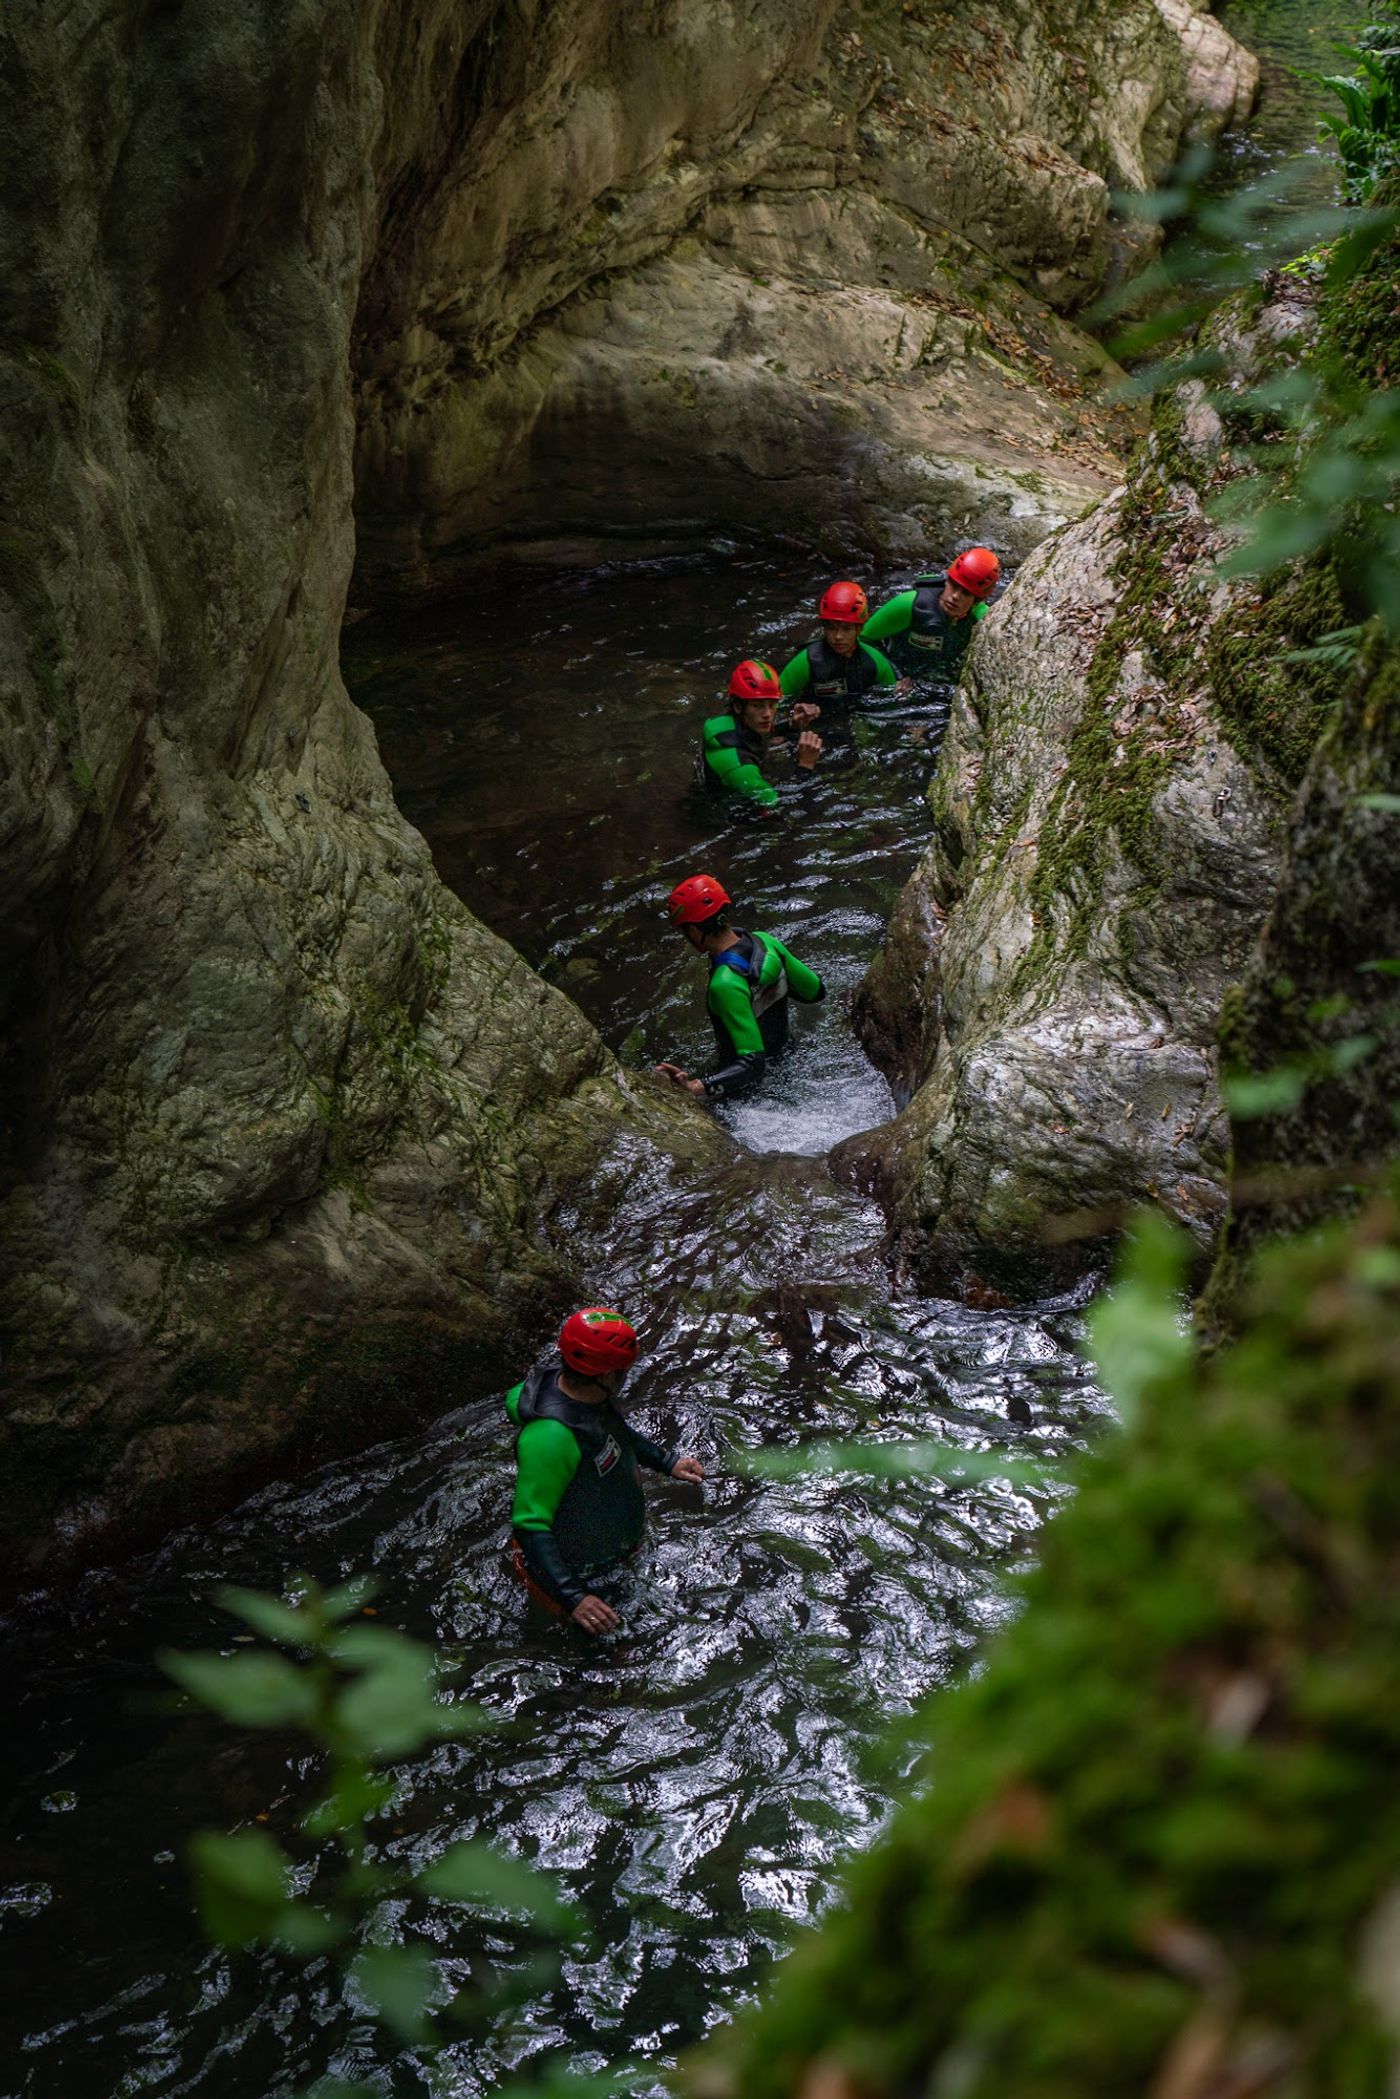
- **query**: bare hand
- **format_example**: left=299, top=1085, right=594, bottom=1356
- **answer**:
left=891, top=677, right=914, bottom=698
left=789, top=701, right=821, bottom=728
left=670, top=1455, right=705, bottom=1483
left=571, top=1593, right=620, bottom=1635
left=796, top=730, right=823, bottom=770
left=655, top=1062, right=707, bottom=1097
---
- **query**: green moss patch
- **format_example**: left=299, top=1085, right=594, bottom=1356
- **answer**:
left=709, top=1187, right=1400, bottom=2098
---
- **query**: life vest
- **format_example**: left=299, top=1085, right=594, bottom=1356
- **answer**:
left=709, top=930, right=790, bottom=1059
left=509, top=1368, right=647, bottom=1574
left=905, top=573, right=981, bottom=669
left=803, top=633, right=883, bottom=701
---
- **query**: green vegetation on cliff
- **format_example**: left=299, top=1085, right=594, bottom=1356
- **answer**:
left=705, top=1190, right=1400, bottom=2098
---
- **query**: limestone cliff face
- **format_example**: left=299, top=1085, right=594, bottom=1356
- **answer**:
left=0, top=0, right=728, bottom=1584
left=838, top=285, right=1350, bottom=1291
left=0, top=0, right=1253, bottom=1580
left=350, top=0, right=1256, bottom=590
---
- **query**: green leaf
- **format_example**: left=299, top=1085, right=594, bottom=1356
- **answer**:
left=417, top=1841, right=576, bottom=1929
left=1355, top=1245, right=1400, bottom=1290
left=190, top=1829, right=292, bottom=1947
left=735, top=1441, right=1054, bottom=1489
left=272, top=1904, right=347, bottom=1955
left=328, top=1624, right=488, bottom=1760
left=1329, top=1033, right=1378, bottom=1073
left=1086, top=1210, right=1192, bottom=1430
left=1223, top=1068, right=1308, bottom=1119
left=217, top=1585, right=322, bottom=1649
left=1358, top=793, right=1400, bottom=813
left=162, top=1649, right=319, bottom=1729
left=350, top=1944, right=439, bottom=2042
left=1359, top=958, right=1400, bottom=978
left=329, top=1624, right=457, bottom=1760
left=302, top=1768, right=399, bottom=1839
left=1306, top=994, right=1354, bottom=1025
left=322, top=1577, right=379, bottom=1621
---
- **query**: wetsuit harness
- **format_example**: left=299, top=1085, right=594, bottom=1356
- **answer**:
left=699, top=711, right=778, bottom=809
left=778, top=637, right=898, bottom=709
left=703, top=928, right=825, bottom=1100
left=861, top=573, right=988, bottom=679
left=506, top=1366, right=677, bottom=1612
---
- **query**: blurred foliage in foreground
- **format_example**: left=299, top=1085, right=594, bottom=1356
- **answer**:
left=701, top=1184, right=1400, bottom=2099
left=160, top=1583, right=596, bottom=2097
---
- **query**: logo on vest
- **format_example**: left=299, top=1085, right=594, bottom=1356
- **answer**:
left=594, top=1435, right=622, bottom=1476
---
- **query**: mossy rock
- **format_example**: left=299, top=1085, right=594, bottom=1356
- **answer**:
left=702, top=1185, right=1400, bottom=2098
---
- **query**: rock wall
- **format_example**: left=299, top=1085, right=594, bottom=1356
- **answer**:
left=838, top=283, right=1348, bottom=1292
left=0, top=0, right=728, bottom=1587
left=350, top=0, right=1257, bottom=590
left=0, top=0, right=1253, bottom=1582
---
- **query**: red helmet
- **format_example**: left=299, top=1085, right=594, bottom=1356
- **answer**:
left=559, top=1307, right=640, bottom=1377
left=727, top=659, right=781, bottom=703
left=666, top=873, right=731, bottom=927
left=946, top=546, right=1001, bottom=599
left=818, top=580, right=868, bottom=625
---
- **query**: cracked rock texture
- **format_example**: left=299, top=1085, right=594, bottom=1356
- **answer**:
left=0, top=0, right=1252, bottom=1580
left=839, top=286, right=1349, bottom=1292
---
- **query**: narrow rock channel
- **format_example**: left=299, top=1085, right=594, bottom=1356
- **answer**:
left=0, top=0, right=1369, bottom=2091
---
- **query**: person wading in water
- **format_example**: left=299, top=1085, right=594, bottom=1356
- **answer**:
left=777, top=580, right=901, bottom=739
left=654, top=873, right=825, bottom=1102
left=698, top=658, right=823, bottom=812
left=860, top=545, right=1001, bottom=683
left=506, top=1309, right=704, bottom=1633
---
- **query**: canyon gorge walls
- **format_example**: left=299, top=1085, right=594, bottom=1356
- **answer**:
left=0, top=0, right=1255, bottom=1578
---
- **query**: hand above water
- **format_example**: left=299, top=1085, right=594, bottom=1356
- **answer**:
left=788, top=701, right=821, bottom=727
left=571, top=1593, right=620, bottom=1635
left=654, top=1062, right=707, bottom=1097
left=795, top=730, right=823, bottom=770
left=670, top=1455, right=705, bottom=1483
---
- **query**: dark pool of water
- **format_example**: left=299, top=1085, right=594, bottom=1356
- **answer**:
left=343, top=552, right=948, bottom=1157
left=1, top=1150, right=1106, bottom=2097
left=2, top=551, right=1110, bottom=2097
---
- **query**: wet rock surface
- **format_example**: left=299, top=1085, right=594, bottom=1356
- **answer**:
left=351, top=0, right=1258, bottom=587
left=842, top=289, right=1348, bottom=1290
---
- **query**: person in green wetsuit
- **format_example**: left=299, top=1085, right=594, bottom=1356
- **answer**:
left=653, top=872, right=825, bottom=1102
left=861, top=545, right=1001, bottom=682
left=699, top=658, right=823, bottom=811
left=507, top=1307, right=704, bottom=1634
left=777, top=579, right=901, bottom=730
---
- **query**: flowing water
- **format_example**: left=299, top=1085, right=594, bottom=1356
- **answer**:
left=1210, top=0, right=1365, bottom=216
left=0, top=11, right=1355, bottom=2094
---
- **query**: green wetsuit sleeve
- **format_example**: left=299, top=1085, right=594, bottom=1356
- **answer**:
left=861, top=591, right=916, bottom=643
left=707, top=969, right=766, bottom=1056
left=866, top=643, right=899, bottom=687
left=703, top=719, right=778, bottom=809
left=778, top=649, right=812, bottom=698
left=511, top=1418, right=582, bottom=1531
left=765, top=935, right=826, bottom=1004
